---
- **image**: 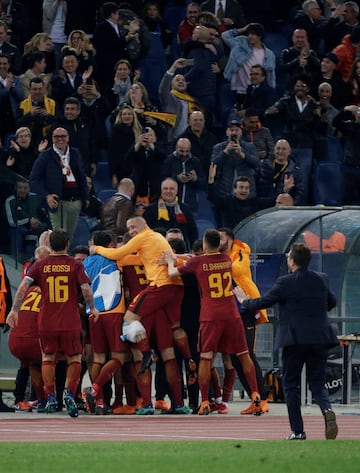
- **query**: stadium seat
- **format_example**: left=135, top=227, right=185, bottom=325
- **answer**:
left=196, top=190, right=216, bottom=221
left=313, top=162, right=342, bottom=206
left=70, top=216, right=91, bottom=250
left=97, top=188, right=116, bottom=203
left=195, top=218, right=217, bottom=238
left=92, top=162, right=112, bottom=194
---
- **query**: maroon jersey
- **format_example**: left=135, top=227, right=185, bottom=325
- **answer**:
left=27, top=253, right=91, bottom=332
left=11, top=285, right=41, bottom=338
left=123, top=264, right=149, bottom=301
left=178, top=252, right=239, bottom=322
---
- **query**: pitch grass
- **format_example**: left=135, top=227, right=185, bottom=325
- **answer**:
left=1, top=441, right=359, bottom=473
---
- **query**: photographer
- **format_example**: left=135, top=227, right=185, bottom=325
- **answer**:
left=210, top=120, right=260, bottom=201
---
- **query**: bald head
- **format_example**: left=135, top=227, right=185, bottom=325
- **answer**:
left=176, top=138, right=191, bottom=160
left=275, top=193, right=294, bottom=207
left=118, top=178, right=135, bottom=197
left=126, top=216, right=148, bottom=238
left=274, top=139, right=291, bottom=164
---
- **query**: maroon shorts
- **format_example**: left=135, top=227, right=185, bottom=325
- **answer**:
left=8, top=335, right=42, bottom=363
left=142, top=309, right=173, bottom=352
left=198, top=318, right=248, bottom=355
left=89, top=312, right=127, bottom=354
left=39, top=330, right=83, bottom=357
left=128, top=284, right=184, bottom=326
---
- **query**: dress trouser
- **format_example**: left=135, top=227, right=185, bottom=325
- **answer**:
left=49, top=200, right=82, bottom=241
left=282, top=344, right=331, bottom=433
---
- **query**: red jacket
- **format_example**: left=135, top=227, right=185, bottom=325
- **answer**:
left=333, top=34, right=356, bottom=82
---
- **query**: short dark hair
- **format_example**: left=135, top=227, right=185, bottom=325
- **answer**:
left=292, top=73, right=312, bottom=88
left=288, top=242, right=311, bottom=268
left=244, top=107, right=260, bottom=118
left=29, top=76, right=44, bottom=87
left=245, top=23, right=264, bottom=40
left=168, top=238, right=187, bottom=254
left=204, top=229, right=220, bottom=249
left=92, top=230, right=114, bottom=247
left=50, top=229, right=69, bottom=252
left=233, top=176, right=251, bottom=189
left=64, top=96, right=81, bottom=109
left=72, top=245, right=89, bottom=257
left=0, top=53, right=10, bottom=63
left=27, top=52, right=45, bottom=69
left=217, top=227, right=234, bottom=240
left=251, top=64, right=266, bottom=77
left=102, top=2, right=119, bottom=19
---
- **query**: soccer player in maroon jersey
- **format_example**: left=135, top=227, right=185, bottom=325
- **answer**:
left=164, top=229, right=261, bottom=415
left=7, top=229, right=99, bottom=417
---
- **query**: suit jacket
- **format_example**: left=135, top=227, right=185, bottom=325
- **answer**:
left=241, top=267, right=338, bottom=350
left=200, top=0, right=246, bottom=28
left=29, top=146, right=89, bottom=208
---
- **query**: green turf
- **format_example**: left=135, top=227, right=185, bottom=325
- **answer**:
left=1, top=441, right=359, bottom=473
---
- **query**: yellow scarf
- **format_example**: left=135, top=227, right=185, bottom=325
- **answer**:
left=170, top=89, right=199, bottom=114
left=0, top=257, right=8, bottom=324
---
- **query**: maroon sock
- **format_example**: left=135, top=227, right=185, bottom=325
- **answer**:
left=222, top=368, right=236, bottom=403
left=198, top=358, right=211, bottom=403
left=164, top=358, right=183, bottom=406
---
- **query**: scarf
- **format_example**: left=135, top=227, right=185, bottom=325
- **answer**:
left=170, top=89, right=199, bottom=114
left=0, top=257, right=8, bottom=324
left=157, top=198, right=187, bottom=224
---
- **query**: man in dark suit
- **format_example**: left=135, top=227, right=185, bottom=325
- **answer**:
left=200, top=0, right=247, bottom=31
left=237, top=242, right=339, bottom=440
left=92, top=2, right=128, bottom=98
left=29, top=127, right=89, bottom=241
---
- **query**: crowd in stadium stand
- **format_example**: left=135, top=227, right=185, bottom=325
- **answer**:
left=2, top=1, right=360, bottom=257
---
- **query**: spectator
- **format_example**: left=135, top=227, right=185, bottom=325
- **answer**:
left=200, top=0, right=247, bottom=33
left=347, top=57, right=360, bottom=106
left=0, top=19, right=22, bottom=75
left=126, top=81, right=168, bottom=149
left=210, top=119, right=260, bottom=200
left=127, top=126, right=165, bottom=206
left=0, top=52, right=23, bottom=142
left=19, top=52, right=52, bottom=97
left=92, top=2, right=128, bottom=100
left=275, top=193, right=294, bottom=206
left=159, top=57, right=202, bottom=144
left=323, top=1, right=360, bottom=51
left=162, top=137, right=206, bottom=212
left=264, top=74, right=325, bottom=202
left=1, top=126, right=47, bottom=180
left=51, top=50, right=83, bottom=109
left=42, top=0, right=67, bottom=69
left=178, top=2, right=200, bottom=47
left=332, top=26, right=360, bottom=82
left=311, top=52, right=349, bottom=110
left=208, top=169, right=273, bottom=228
left=77, top=78, right=113, bottom=164
left=118, top=7, right=151, bottom=68
left=112, top=59, right=140, bottom=108
left=17, top=76, right=57, bottom=149
left=183, top=24, right=224, bottom=123
left=108, top=103, right=142, bottom=188
left=256, top=139, right=305, bottom=205
left=29, top=126, right=89, bottom=240
left=22, top=32, right=55, bottom=75
left=100, top=177, right=135, bottom=239
left=222, top=22, right=276, bottom=109
left=61, top=29, right=96, bottom=77
left=140, top=2, right=172, bottom=106
left=280, top=29, right=320, bottom=95
left=234, top=64, right=278, bottom=124
left=291, top=0, right=327, bottom=55
left=332, top=104, right=360, bottom=204
left=177, top=110, right=218, bottom=175
left=52, top=96, right=97, bottom=176
left=5, top=179, right=49, bottom=260
left=0, top=0, right=28, bottom=52
left=240, top=108, right=274, bottom=161
left=143, top=177, right=198, bottom=250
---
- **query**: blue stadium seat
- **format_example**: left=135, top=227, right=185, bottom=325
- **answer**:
left=92, top=162, right=112, bottom=194
left=327, top=136, right=344, bottom=164
left=195, top=218, right=217, bottom=238
left=70, top=216, right=91, bottom=250
left=313, top=162, right=342, bottom=206
left=196, top=190, right=216, bottom=221
left=97, top=188, right=116, bottom=203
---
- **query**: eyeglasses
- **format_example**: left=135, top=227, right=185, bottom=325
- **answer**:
left=17, top=134, right=31, bottom=138
left=53, top=135, right=68, bottom=139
